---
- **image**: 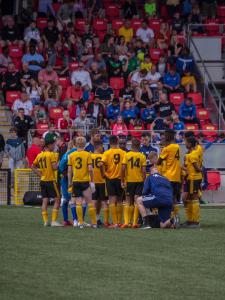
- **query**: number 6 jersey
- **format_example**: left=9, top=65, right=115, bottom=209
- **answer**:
left=101, top=148, right=125, bottom=180
left=68, top=150, right=92, bottom=182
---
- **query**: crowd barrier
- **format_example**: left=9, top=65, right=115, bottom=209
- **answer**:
left=0, top=169, right=11, bottom=205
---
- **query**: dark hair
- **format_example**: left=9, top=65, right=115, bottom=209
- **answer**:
left=132, top=138, right=141, bottom=149
left=184, top=131, right=194, bottom=138
left=109, top=135, right=118, bottom=145
left=141, top=132, right=150, bottom=138
left=94, top=140, right=103, bottom=149
left=165, top=129, right=175, bottom=141
left=186, top=136, right=197, bottom=148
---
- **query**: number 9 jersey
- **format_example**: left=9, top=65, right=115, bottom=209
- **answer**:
left=68, top=150, right=92, bottom=182
left=101, top=148, right=125, bottom=179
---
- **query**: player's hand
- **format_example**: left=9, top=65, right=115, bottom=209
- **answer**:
left=68, top=185, right=72, bottom=193
left=90, top=182, right=96, bottom=193
left=121, top=182, right=126, bottom=189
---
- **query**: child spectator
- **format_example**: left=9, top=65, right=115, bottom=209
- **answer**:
left=141, top=100, right=157, bottom=124
left=112, top=116, right=128, bottom=136
left=181, top=70, right=197, bottom=92
left=106, top=98, right=121, bottom=122
left=121, top=100, right=138, bottom=125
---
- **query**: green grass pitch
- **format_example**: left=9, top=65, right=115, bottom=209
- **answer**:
left=1, top=206, right=225, bottom=300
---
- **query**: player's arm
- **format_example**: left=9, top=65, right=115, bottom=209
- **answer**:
left=51, top=161, right=58, bottom=170
left=68, top=165, right=73, bottom=188
left=31, top=157, right=41, bottom=177
left=142, top=166, right=147, bottom=181
left=121, top=164, right=127, bottom=188
left=157, top=148, right=167, bottom=166
left=88, top=164, right=94, bottom=183
left=193, top=162, right=202, bottom=173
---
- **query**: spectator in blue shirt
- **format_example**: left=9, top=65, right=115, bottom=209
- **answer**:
left=173, top=114, right=185, bottom=143
left=38, top=0, right=55, bottom=17
left=22, top=45, right=45, bottom=76
left=163, top=67, right=181, bottom=93
left=121, top=100, right=138, bottom=125
left=106, top=98, right=120, bottom=121
left=179, top=97, right=201, bottom=128
left=141, top=100, right=156, bottom=124
left=176, top=47, right=194, bottom=75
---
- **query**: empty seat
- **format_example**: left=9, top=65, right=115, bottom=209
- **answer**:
left=202, top=124, right=218, bottom=141
left=112, top=19, right=124, bottom=33
left=207, top=170, right=221, bottom=190
left=149, top=48, right=163, bottom=63
left=185, top=123, right=199, bottom=135
left=37, top=18, right=47, bottom=30
left=6, top=91, right=21, bottom=106
left=197, top=108, right=210, bottom=125
left=75, top=19, right=87, bottom=35
left=169, top=93, right=184, bottom=106
left=49, top=107, right=64, bottom=120
left=205, top=19, right=219, bottom=34
left=36, top=122, right=49, bottom=136
left=110, top=77, right=125, bottom=97
left=9, top=46, right=23, bottom=58
left=58, top=77, right=70, bottom=89
left=105, top=5, right=120, bottom=21
left=93, top=19, right=107, bottom=32
left=148, top=18, right=161, bottom=32
left=131, top=19, right=143, bottom=32
left=69, top=62, right=79, bottom=72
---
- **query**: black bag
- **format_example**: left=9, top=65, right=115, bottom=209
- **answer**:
left=23, top=191, right=43, bottom=206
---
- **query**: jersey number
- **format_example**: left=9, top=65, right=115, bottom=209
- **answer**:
left=128, top=157, right=140, bottom=168
left=75, top=157, right=82, bottom=169
left=114, top=154, right=120, bottom=165
left=175, top=150, right=180, bottom=160
left=92, top=157, right=101, bottom=168
left=39, top=157, right=47, bottom=169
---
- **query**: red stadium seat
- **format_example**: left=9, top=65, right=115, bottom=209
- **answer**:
left=207, top=170, right=221, bottom=190
left=131, top=19, right=143, bottom=32
left=169, top=93, right=184, bottom=106
left=58, top=77, right=70, bottom=89
left=149, top=48, right=163, bottom=63
left=93, top=19, right=107, bottom=32
left=205, top=19, right=219, bottom=34
left=37, top=18, right=48, bottom=30
left=110, top=77, right=124, bottom=97
left=9, top=46, right=23, bottom=58
left=75, top=19, right=87, bottom=35
left=105, top=5, right=120, bottom=21
left=36, top=123, right=49, bottom=136
left=69, top=62, right=79, bottom=72
left=187, top=92, right=203, bottom=108
left=96, top=31, right=106, bottom=42
left=112, top=19, right=124, bottom=33
left=197, top=108, right=210, bottom=125
left=217, top=6, right=225, bottom=21
left=52, top=3, right=61, bottom=13
left=6, top=91, right=21, bottom=106
left=148, top=18, right=161, bottom=32
left=49, top=107, right=64, bottom=120
left=202, top=124, right=218, bottom=141
left=185, top=124, right=199, bottom=135
left=177, top=34, right=186, bottom=46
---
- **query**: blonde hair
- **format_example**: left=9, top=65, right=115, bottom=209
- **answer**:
left=76, top=136, right=86, bottom=148
left=149, top=151, right=158, bottom=165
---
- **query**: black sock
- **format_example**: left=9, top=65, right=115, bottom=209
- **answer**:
left=143, top=216, right=150, bottom=226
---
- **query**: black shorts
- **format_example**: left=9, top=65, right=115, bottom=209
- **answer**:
left=40, top=181, right=60, bottom=198
left=126, top=182, right=143, bottom=197
left=187, top=180, right=202, bottom=195
left=92, top=183, right=107, bottom=201
left=171, top=182, right=181, bottom=203
left=106, top=178, right=123, bottom=197
left=72, top=182, right=90, bottom=198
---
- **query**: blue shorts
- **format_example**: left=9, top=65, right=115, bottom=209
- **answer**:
left=61, top=176, right=71, bottom=201
left=142, top=194, right=172, bottom=222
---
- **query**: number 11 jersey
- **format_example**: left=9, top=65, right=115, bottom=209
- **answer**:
left=33, top=151, right=57, bottom=181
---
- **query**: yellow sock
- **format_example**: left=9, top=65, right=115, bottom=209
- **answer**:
left=88, top=204, right=97, bottom=225
left=116, top=203, right=123, bottom=224
left=173, top=204, right=179, bottom=216
left=42, top=210, right=48, bottom=223
left=124, top=205, right=130, bottom=225
left=51, top=209, right=59, bottom=222
left=192, top=200, right=200, bottom=223
left=184, top=200, right=192, bottom=222
left=76, top=204, right=83, bottom=224
left=133, top=205, right=139, bottom=225
left=129, top=205, right=134, bottom=224
left=109, top=204, right=117, bottom=225
left=103, top=208, right=109, bottom=224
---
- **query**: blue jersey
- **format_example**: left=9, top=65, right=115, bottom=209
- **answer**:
left=85, top=143, right=94, bottom=153
left=143, top=173, right=173, bottom=204
left=58, top=147, right=77, bottom=174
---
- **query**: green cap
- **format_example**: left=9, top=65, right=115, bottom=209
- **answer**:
left=45, top=133, right=57, bottom=145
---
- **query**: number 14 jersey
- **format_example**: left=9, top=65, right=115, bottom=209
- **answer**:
left=122, top=151, right=147, bottom=182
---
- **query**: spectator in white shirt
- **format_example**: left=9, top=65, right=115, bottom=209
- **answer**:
left=131, top=69, right=151, bottom=88
left=71, top=62, right=92, bottom=90
left=24, top=20, right=41, bottom=45
left=12, top=90, right=33, bottom=116
left=148, top=65, right=161, bottom=89
left=136, top=20, right=154, bottom=45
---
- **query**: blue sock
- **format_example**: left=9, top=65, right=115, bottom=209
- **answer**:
left=62, top=200, right=69, bottom=222
left=70, top=203, right=77, bottom=221
left=83, top=204, right=87, bottom=218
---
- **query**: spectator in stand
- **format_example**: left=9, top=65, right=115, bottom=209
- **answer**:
left=5, top=127, right=26, bottom=173
left=57, top=1, right=75, bottom=31
left=99, top=36, right=116, bottom=58
left=89, top=62, right=105, bottom=90
left=144, top=0, right=157, bottom=17
left=118, top=20, right=134, bottom=44
left=163, top=67, right=181, bottom=93
left=176, top=47, right=194, bottom=75
left=122, top=0, right=138, bottom=19
left=87, top=96, right=105, bottom=120
left=57, top=110, right=73, bottom=142
left=38, top=65, right=59, bottom=88
left=166, top=0, right=180, bottom=16
left=157, top=22, right=170, bottom=50
left=44, top=80, right=62, bottom=110
left=106, top=98, right=121, bottom=122
left=42, top=123, right=60, bottom=139
left=26, top=78, right=42, bottom=106
left=71, top=62, right=92, bottom=90
left=121, top=100, right=139, bottom=125
left=107, top=53, right=124, bottom=77
left=74, top=109, right=92, bottom=133
left=20, top=63, right=32, bottom=89
left=85, top=129, right=101, bottom=153
left=24, top=20, right=41, bottom=46
left=86, top=53, right=106, bottom=73
left=13, top=108, right=34, bottom=145
left=135, top=80, right=152, bottom=108
left=95, top=80, right=114, bottom=105
left=156, top=91, right=176, bottom=118
left=157, top=55, right=167, bottom=76
left=148, top=64, right=161, bottom=95
left=2, top=63, right=21, bottom=96
left=151, top=116, right=172, bottom=131
left=141, top=100, right=157, bottom=124
left=43, top=18, right=59, bottom=47
left=112, top=116, right=128, bottom=137
left=171, top=12, right=184, bottom=34
left=12, top=90, right=33, bottom=116
left=0, top=16, right=23, bottom=47
left=63, top=81, right=83, bottom=109
left=122, top=51, right=139, bottom=78
left=140, top=55, right=152, bottom=72
left=173, top=114, right=185, bottom=142
left=0, top=46, right=12, bottom=74
left=22, top=44, right=45, bottom=77
left=181, top=70, right=197, bottom=92
left=179, top=97, right=201, bottom=128
left=74, top=0, right=85, bottom=18
left=0, top=133, right=5, bottom=168
left=129, top=118, right=145, bottom=140
left=26, top=137, right=42, bottom=167
left=38, top=0, right=56, bottom=17
left=131, top=69, right=151, bottom=88
left=136, top=20, right=154, bottom=46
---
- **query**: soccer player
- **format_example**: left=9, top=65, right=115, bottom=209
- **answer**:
left=32, top=133, right=62, bottom=227
left=91, top=141, right=109, bottom=227
left=58, top=139, right=78, bottom=226
left=68, top=137, right=97, bottom=228
left=136, top=167, right=174, bottom=229
left=121, top=138, right=147, bottom=228
left=182, top=136, right=202, bottom=228
left=157, top=129, right=181, bottom=220
left=85, top=129, right=101, bottom=153
left=100, top=135, right=125, bottom=228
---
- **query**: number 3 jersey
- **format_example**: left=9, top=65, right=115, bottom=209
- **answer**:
left=159, top=143, right=181, bottom=183
left=68, top=150, right=92, bottom=182
left=33, top=151, right=57, bottom=181
left=122, top=151, right=147, bottom=182
left=101, top=148, right=125, bottom=180
left=91, top=153, right=105, bottom=184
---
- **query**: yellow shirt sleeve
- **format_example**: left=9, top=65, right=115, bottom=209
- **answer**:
left=189, top=152, right=198, bottom=164
left=159, top=147, right=168, bottom=160
left=87, top=153, right=92, bottom=165
left=33, top=155, right=39, bottom=166
left=101, top=151, right=108, bottom=164
left=142, top=154, right=147, bottom=167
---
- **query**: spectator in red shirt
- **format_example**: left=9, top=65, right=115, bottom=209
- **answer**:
left=57, top=110, right=73, bottom=142
left=38, top=65, right=59, bottom=88
left=26, top=137, right=42, bottom=167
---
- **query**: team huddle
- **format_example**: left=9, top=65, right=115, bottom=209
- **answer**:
left=32, top=129, right=203, bottom=229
